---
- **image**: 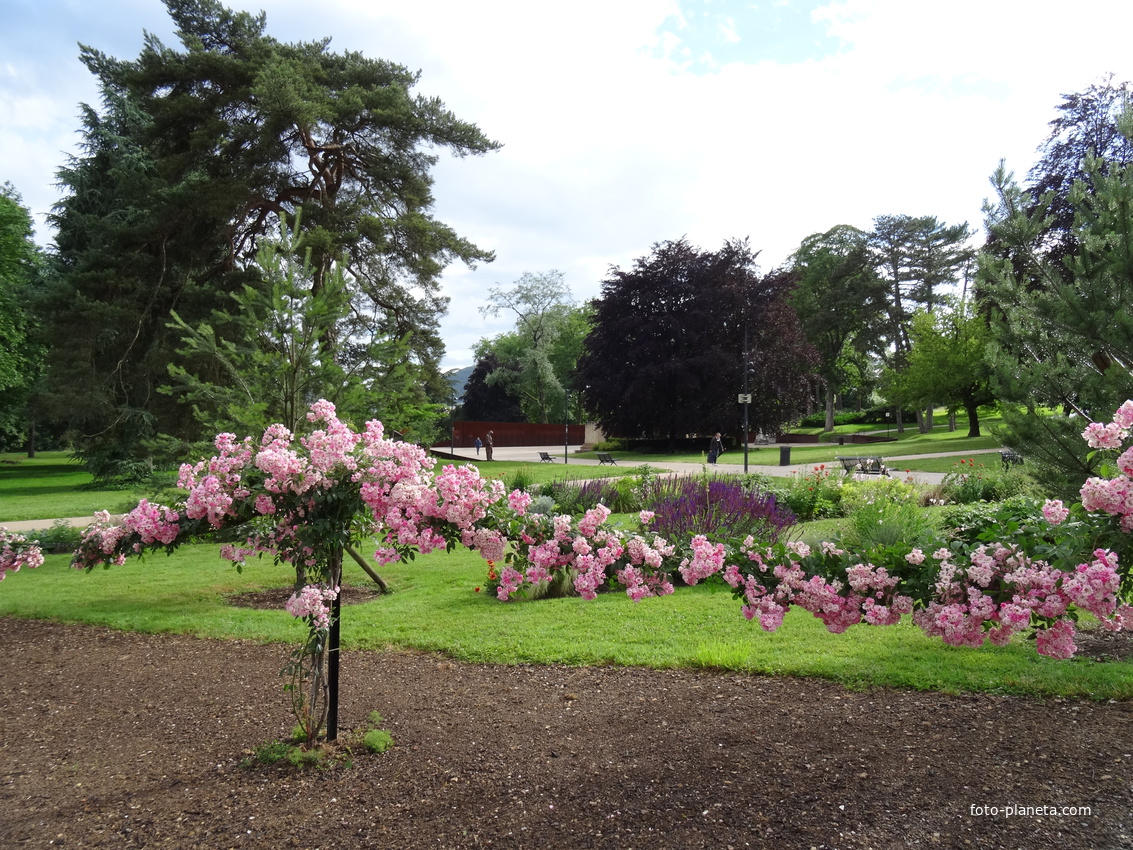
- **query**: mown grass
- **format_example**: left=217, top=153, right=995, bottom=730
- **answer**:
left=2, top=542, right=1129, bottom=701
left=579, top=412, right=1008, bottom=467
left=0, top=452, right=144, bottom=522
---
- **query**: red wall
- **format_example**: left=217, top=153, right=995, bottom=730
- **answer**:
left=440, top=421, right=586, bottom=448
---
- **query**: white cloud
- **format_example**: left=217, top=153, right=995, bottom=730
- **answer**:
left=5, top=0, right=1133, bottom=370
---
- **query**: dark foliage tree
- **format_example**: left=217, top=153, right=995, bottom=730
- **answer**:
left=460, top=348, right=526, bottom=423
left=1024, top=75, right=1133, bottom=265
left=576, top=238, right=818, bottom=444
left=42, top=0, right=498, bottom=479
left=788, top=225, right=888, bottom=431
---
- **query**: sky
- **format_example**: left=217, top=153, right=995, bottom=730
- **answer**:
left=4, top=0, right=1133, bottom=371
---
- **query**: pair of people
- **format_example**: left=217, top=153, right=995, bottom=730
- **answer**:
left=472, top=432, right=494, bottom=460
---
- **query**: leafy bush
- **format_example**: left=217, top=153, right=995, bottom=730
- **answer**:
left=24, top=520, right=83, bottom=554
left=591, top=439, right=624, bottom=451
left=643, top=474, right=796, bottom=545
left=797, top=406, right=916, bottom=428
left=762, top=464, right=846, bottom=521
left=540, top=466, right=661, bottom=515
left=838, top=496, right=939, bottom=551
left=527, top=494, right=556, bottom=516
left=939, top=458, right=1043, bottom=504
left=544, top=477, right=629, bottom=514
left=939, top=496, right=1044, bottom=544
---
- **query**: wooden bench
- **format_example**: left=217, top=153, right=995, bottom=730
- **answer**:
left=538, top=451, right=556, bottom=463
left=836, top=456, right=890, bottom=478
left=597, top=452, right=618, bottom=466
left=1000, top=449, right=1024, bottom=468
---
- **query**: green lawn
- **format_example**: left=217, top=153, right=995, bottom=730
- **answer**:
left=1, top=542, right=1128, bottom=701
left=7, top=427, right=1123, bottom=704
left=578, top=412, right=1009, bottom=467
left=0, top=452, right=144, bottom=522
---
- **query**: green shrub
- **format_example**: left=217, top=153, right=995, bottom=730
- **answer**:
left=939, top=496, right=1044, bottom=544
left=939, top=458, right=1043, bottom=504
left=762, top=464, right=846, bottom=521
left=838, top=497, right=939, bottom=551
left=24, top=519, right=83, bottom=554
left=363, top=729, right=394, bottom=753
left=591, top=439, right=624, bottom=451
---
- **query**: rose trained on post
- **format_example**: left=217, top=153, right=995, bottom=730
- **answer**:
left=63, top=399, right=1133, bottom=742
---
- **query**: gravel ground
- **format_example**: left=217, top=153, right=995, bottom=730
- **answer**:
left=1, top=616, right=1130, bottom=849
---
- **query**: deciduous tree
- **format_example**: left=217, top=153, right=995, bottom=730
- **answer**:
left=0, top=186, right=44, bottom=453
left=788, top=225, right=888, bottom=431
left=884, top=303, right=995, bottom=438
left=577, top=238, right=817, bottom=444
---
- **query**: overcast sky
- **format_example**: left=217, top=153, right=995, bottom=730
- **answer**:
left=4, top=0, right=1133, bottom=370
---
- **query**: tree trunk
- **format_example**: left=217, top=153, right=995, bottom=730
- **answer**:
left=964, top=399, right=981, bottom=438
left=824, top=384, right=836, bottom=432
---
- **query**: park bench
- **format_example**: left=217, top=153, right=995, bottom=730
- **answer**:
left=836, top=456, right=890, bottom=478
left=597, top=452, right=618, bottom=465
left=1000, top=449, right=1024, bottom=468
left=538, top=451, right=556, bottom=463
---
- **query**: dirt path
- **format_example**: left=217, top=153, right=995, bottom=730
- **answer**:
left=1, top=617, right=1129, bottom=849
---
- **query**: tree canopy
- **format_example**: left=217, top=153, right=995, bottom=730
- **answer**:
left=884, top=303, right=995, bottom=438
left=42, top=0, right=499, bottom=478
left=576, top=238, right=817, bottom=443
left=981, top=122, right=1133, bottom=496
left=788, top=225, right=888, bottom=431
left=477, top=271, right=579, bottom=423
left=0, top=186, right=42, bottom=452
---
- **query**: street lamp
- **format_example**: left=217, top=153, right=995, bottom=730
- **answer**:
left=563, top=391, right=569, bottom=464
left=450, top=390, right=456, bottom=455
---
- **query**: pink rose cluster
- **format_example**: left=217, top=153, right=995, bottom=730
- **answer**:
left=492, top=504, right=680, bottom=602
left=284, top=583, right=340, bottom=630
left=1080, top=401, right=1133, bottom=531
left=910, top=544, right=1129, bottom=658
left=714, top=542, right=914, bottom=635
left=0, top=528, right=45, bottom=581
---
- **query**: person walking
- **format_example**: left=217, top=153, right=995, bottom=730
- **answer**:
left=708, top=432, right=724, bottom=464
left=474, top=436, right=482, bottom=456
left=485, top=430, right=494, bottom=461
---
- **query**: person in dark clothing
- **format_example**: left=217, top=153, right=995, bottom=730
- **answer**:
left=485, top=430, right=494, bottom=461
left=708, top=432, right=724, bottom=464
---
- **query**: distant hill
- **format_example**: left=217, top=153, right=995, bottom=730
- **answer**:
left=445, top=366, right=474, bottom=399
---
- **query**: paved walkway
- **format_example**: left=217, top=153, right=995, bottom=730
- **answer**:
left=435, top=443, right=984, bottom=486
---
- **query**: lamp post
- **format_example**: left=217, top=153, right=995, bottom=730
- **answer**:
left=742, top=322, right=750, bottom=474
left=450, top=390, right=456, bottom=454
left=563, top=391, right=569, bottom=464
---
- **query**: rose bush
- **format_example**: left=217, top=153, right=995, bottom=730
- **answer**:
left=64, top=398, right=1133, bottom=740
